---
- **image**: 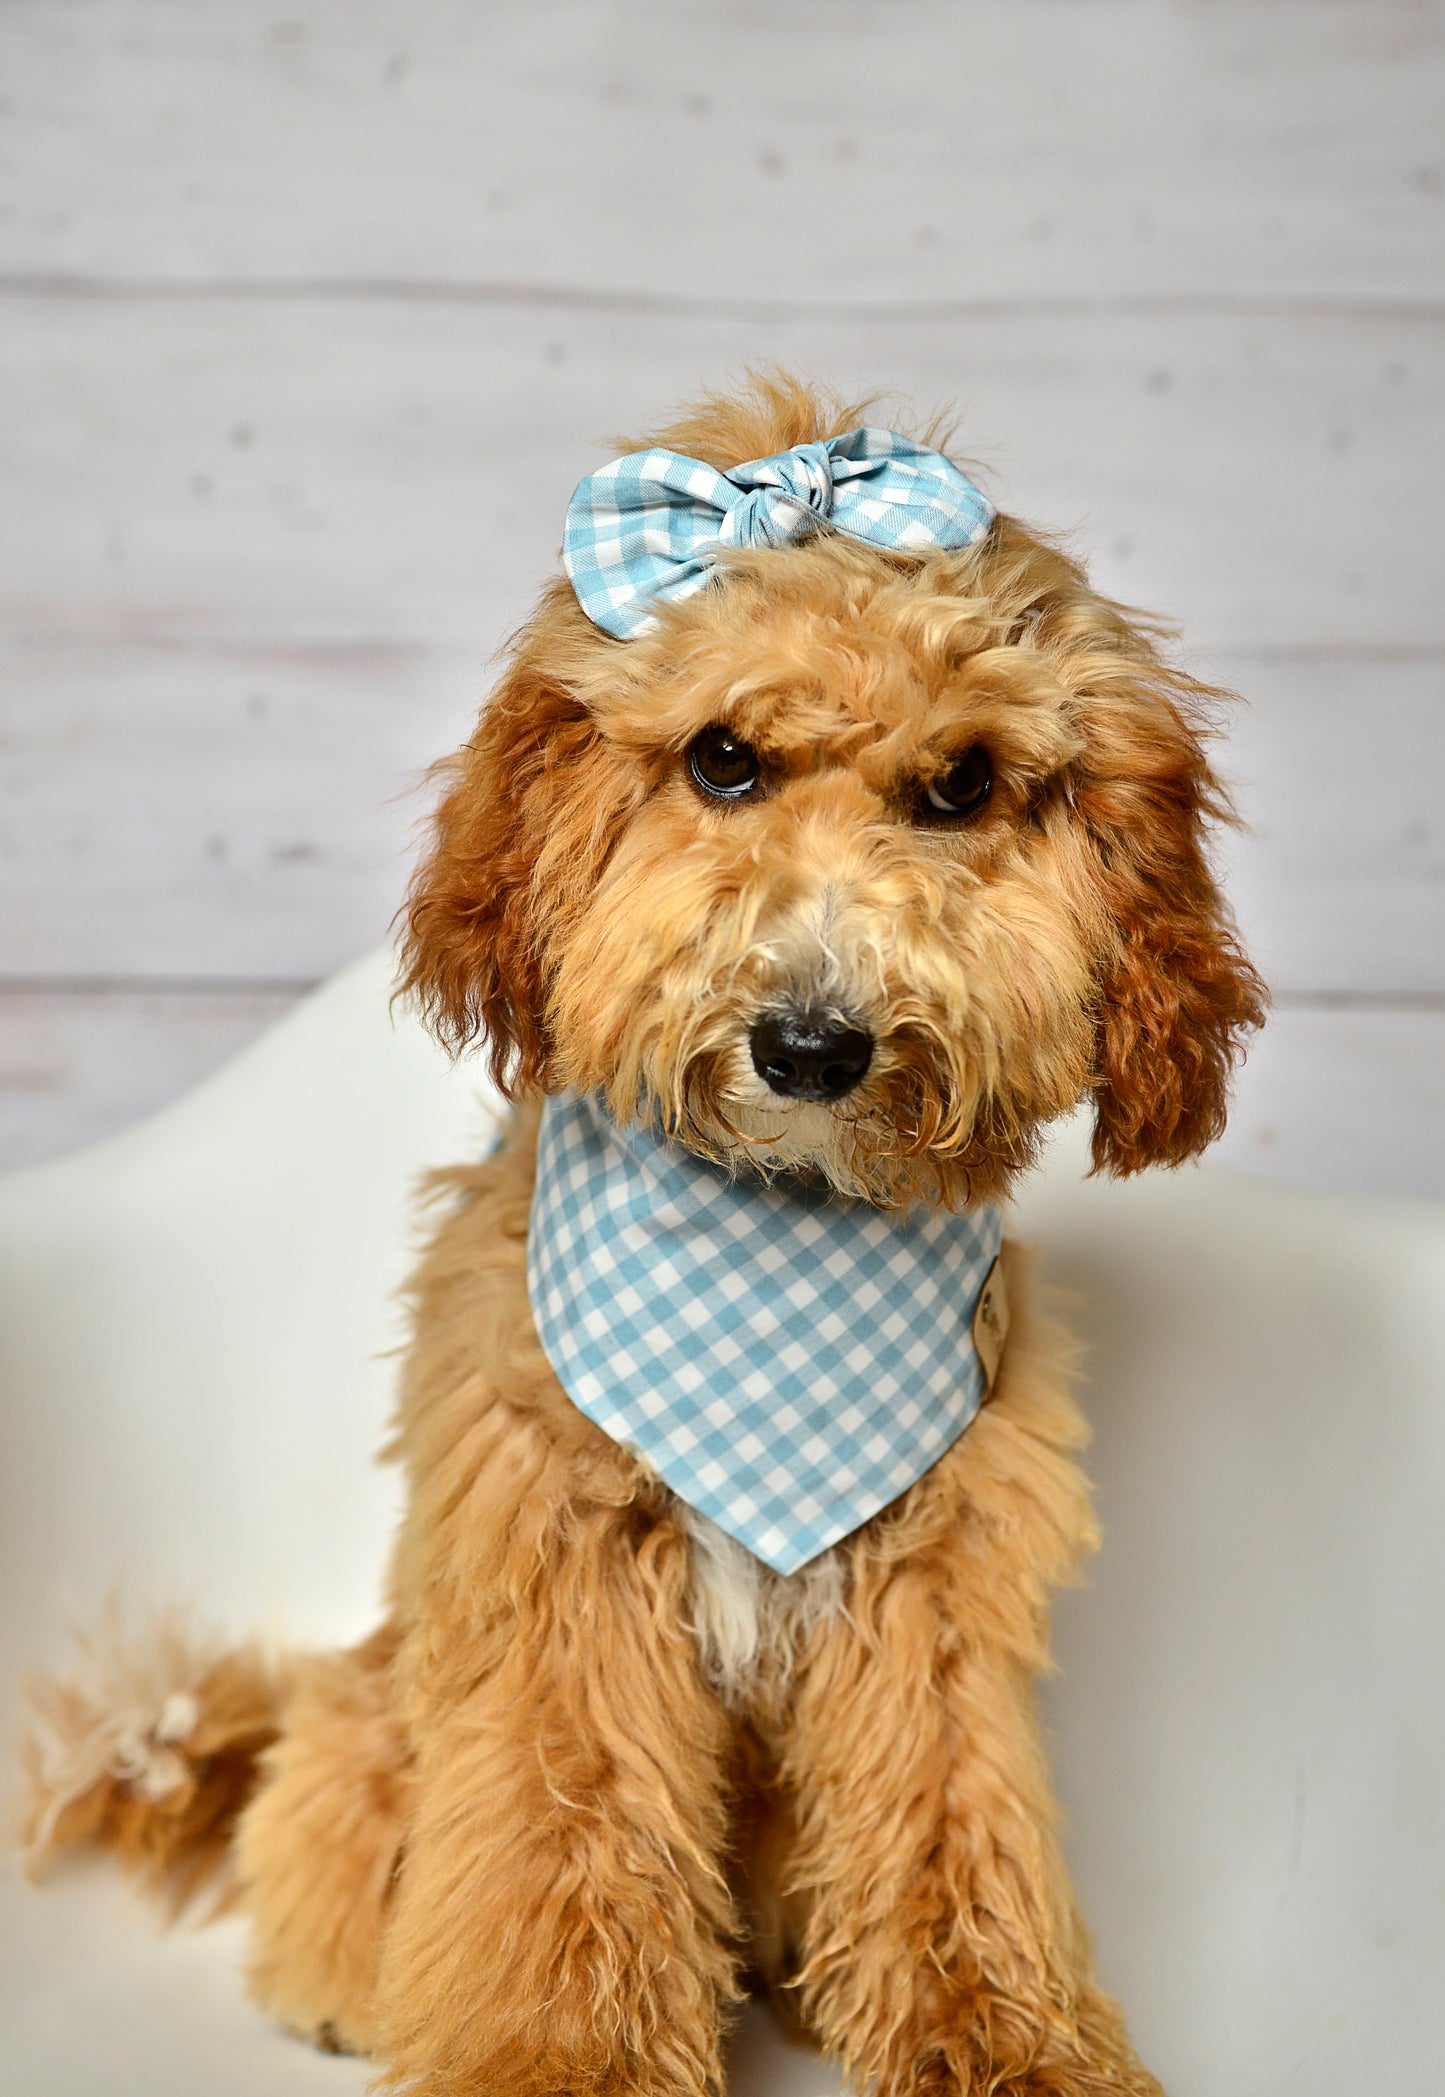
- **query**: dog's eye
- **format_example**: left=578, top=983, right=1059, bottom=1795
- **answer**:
left=920, top=746, right=993, bottom=821
left=687, top=726, right=761, bottom=801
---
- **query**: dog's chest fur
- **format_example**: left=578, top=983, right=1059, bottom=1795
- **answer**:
left=679, top=1505, right=846, bottom=1703
left=501, top=1101, right=852, bottom=1698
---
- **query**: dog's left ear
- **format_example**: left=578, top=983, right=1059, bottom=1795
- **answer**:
left=1073, top=661, right=1267, bottom=1175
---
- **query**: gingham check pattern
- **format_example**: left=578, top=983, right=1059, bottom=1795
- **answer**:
left=563, top=427, right=996, bottom=640
left=527, top=1092, right=1002, bottom=1575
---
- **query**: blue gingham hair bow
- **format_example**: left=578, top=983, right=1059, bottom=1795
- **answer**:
left=564, top=427, right=995, bottom=640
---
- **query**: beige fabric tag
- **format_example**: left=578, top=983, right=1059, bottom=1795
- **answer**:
left=972, top=1255, right=1010, bottom=1393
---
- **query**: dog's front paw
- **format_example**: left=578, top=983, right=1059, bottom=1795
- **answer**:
left=896, top=2032, right=1164, bottom=2097
left=908, top=2070, right=1162, bottom=2097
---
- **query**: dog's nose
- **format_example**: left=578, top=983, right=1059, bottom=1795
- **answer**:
left=750, top=1010, right=874, bottom=1102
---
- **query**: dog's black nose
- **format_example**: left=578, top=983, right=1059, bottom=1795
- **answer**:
left=750, top=1010, right=874, bottom=1102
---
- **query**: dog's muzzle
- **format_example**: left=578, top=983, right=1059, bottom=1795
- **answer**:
left=750, top=1009, right=873, bottom=1103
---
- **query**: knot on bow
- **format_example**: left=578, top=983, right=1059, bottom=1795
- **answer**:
left=717, top=442, right=836, bottom=550
left=563, top=426, right=995, bottom=639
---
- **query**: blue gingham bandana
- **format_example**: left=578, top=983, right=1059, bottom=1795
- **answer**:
left=563, top=427, right=995, bottom=640
left=526, top=1092, right=1003, bottom=1575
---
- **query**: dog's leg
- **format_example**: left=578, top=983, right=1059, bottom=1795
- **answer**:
left=368, top=1495, right=741, bottom=2097
left=774, top=1267, right=1163, bottom=2097
left=234, top=1627, right=409, bottom=2058
left=783, top=1614, right=1160, bottom=2096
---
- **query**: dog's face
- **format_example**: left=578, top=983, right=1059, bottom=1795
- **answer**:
left=404, top=392, right=1263, bottom=1207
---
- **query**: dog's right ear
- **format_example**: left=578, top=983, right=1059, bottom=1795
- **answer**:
left=398, top=653, right=596, bottom=1098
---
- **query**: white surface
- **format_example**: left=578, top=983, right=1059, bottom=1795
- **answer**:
left=1, top=0, right=1442, bottom=1188
left=2, top=950, right=1443, bottom=2094
left=0, top=985, right=300, bottom=1174
left=1210, top=1001, right=1445, bottom=1200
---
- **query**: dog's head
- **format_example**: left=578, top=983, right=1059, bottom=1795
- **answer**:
left=402, top=377, right=1264, bottom=1206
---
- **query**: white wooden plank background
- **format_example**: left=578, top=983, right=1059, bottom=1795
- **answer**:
left=1, top=0, right=1442, bottom=1193
left=5, top=0, right=1442, bottom=302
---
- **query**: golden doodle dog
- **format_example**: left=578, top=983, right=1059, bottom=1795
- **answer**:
left=23, top=376, right=1264, bottom=2097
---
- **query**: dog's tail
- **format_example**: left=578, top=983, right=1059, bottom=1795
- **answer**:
left=18, top=1607, right=289, bottom=1909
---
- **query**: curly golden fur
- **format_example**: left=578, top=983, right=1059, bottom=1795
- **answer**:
left=23, top=373, right=1264, bottom=2096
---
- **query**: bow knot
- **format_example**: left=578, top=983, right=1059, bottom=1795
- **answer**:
left=716, top=441, right=836, bottom=550
left=564, top=427, right=994, bottom=639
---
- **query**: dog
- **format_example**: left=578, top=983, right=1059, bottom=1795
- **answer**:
left=22, top=374, right=1264, bottom=2097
